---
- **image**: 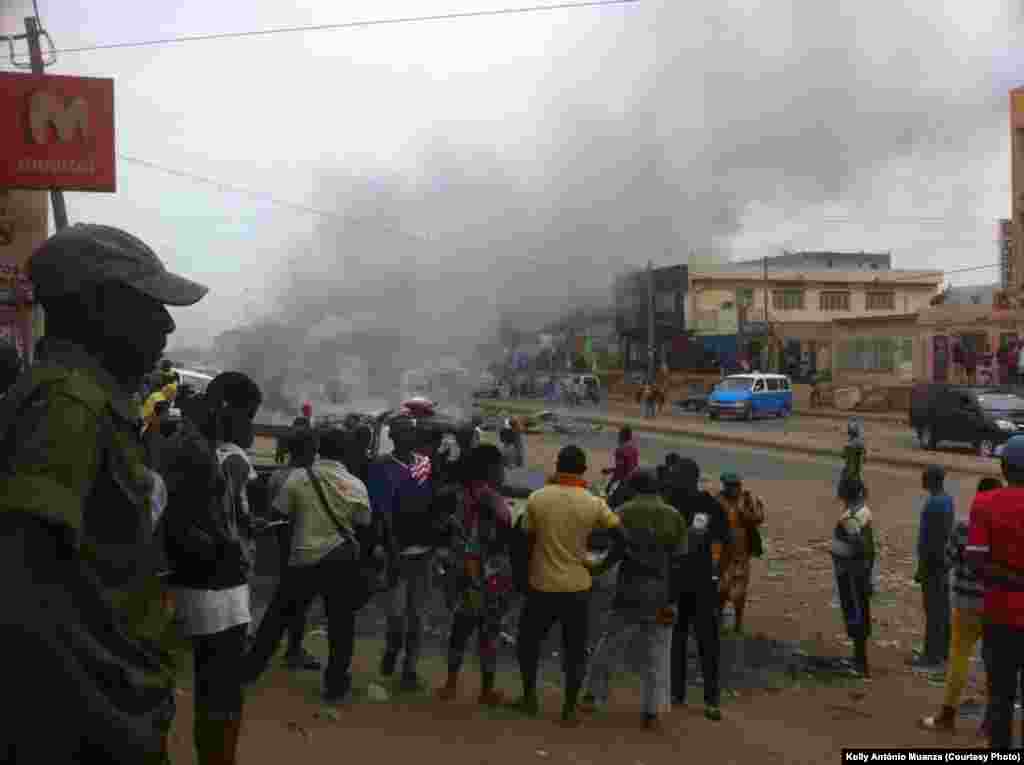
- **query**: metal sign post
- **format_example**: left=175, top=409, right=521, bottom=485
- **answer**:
left=24, top=16, right=67, bottom=230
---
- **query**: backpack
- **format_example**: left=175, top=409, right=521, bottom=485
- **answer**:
left=614, top=525, right=674, bottom=612
left=160, top=420, right=250, bottom=584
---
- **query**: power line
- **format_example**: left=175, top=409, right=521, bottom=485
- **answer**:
left=117, top=153, right=435, bottom=244
left=51, top=0, right=639, bottom=55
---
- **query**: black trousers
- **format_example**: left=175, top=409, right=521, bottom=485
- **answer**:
left=193, top=624, right=248, bottom=722
left=672, top=586, right=721, bottom=706
left=447, top=611, right=501, bottom=674
left=517, top=589, right=590, bottom=706
left=245, top=556, right=360, bottom=697
left=984, top=622, right=1024, bottom=748
left=276, top=524, right=313, bottom=653
left=835, top=562, right=872, bottom=642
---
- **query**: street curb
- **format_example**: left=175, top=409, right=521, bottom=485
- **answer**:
left=606, top=395, right=907, bottom=426
left=481, top=401, right=1001, bottom=479
left=791, top=408, right=907, bottom=425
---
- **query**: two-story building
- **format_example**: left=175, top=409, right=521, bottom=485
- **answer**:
left=687, top=265, right=943, bottom=377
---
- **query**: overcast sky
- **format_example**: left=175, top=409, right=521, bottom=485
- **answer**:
left=2, top=0, right=1022, bottom=351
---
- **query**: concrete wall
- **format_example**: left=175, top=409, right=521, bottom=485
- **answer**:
left=688, top=273, right=939, bottom=331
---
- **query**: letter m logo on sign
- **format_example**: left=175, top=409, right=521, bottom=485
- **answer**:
left=27, top=91, right=90, bottom=145
left=0, top=71, right=115, bottom=192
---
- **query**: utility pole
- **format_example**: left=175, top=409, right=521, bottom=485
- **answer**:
left=647, top=260, right=655, bottom=384
left=762, top=255, right=768, bottom=323
left=25, top=16, right=68, bottom=230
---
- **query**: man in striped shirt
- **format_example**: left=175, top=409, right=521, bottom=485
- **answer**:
left=920, top=477, right=1000, bottom=734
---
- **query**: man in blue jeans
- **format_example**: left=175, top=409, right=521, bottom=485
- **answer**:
left=368, top=414, right=442, bottom=692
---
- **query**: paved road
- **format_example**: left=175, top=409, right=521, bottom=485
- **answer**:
left=471, top=397, right=942, bottom=457
left=526, top=422, right=976, bottom=496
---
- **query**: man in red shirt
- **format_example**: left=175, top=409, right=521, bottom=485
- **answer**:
left=603, top=427, right=639, bottom=507
left=967, top=435, right=1024, bottom=749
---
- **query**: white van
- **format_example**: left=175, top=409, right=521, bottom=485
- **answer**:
left=173, top=368, right=213, bottom=395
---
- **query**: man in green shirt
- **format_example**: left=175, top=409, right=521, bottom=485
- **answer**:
left=842, top=418, right=866, bottom=484
left=0, top=224, right=207, bottom=763
left=581, top=469, right=686, bottom=731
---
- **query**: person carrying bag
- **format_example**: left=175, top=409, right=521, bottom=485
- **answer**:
left=242, top=428, right=376, bottom=705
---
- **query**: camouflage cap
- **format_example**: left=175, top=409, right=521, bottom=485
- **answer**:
left=720, top=471, right=742, bottom=485
left=29, top=223, right=208, bottom=306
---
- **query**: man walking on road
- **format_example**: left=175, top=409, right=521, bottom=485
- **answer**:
left=910, top=465, right=954, bottom=670
left=0, top=224, right=207, bottom=762
left=968, top=436, right=1024, bottom=748
left=663, top=456, right=729, bottom=721
left=603, top=426, right=639, bottom=508
left=842, top=418, right=866, bottom=485
left=513, top=445, right=624, bottom=726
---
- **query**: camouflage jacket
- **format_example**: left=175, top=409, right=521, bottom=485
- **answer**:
left=0, top=339, right=174, bottom=762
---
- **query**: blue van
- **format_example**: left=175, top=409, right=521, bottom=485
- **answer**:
left=707, top=373, right=793, bottom=421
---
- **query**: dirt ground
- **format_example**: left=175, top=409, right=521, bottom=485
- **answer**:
left=212, top=432, right=994, bottom=764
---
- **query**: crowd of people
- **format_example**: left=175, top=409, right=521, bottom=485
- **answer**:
left=3, top=222, right=1024, bottom=762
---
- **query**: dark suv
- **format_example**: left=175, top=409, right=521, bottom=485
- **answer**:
left=909, top=384, right=1024, bottom=457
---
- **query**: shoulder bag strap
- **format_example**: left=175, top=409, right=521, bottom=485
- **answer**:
left=305, top=466, right=357, bottom=546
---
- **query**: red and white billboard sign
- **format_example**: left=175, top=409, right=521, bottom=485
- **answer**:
left=0, top=71, right=115, bottom=192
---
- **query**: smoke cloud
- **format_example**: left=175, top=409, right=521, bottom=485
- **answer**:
left=214, top=0, right=1022, bottom=417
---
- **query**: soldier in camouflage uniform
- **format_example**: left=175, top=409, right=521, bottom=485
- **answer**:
left=0, top=224, right=207, bottom=763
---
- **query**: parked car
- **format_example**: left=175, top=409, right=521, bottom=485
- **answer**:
left=562, top=374, right=601, bottom=405
left=674, top=381, right=713, bottom=413
left=172, top=367, right=213, bottom=395
left=909, top=384, right=1024, bottom=457
left=706, top=373, right=793, bottom=421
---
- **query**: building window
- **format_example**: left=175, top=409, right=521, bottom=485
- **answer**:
left=819, top=291, right=850, bottom=311
left=772, top=289, right=805, bottom=311
left=836, top=336, right=913, bottom=371
left=866, top=291, right=895, bottom=311
left=736, top=288, right=754, bottom=307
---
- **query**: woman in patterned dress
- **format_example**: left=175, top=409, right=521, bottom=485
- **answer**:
left=437, top=444, right=516, bottom=705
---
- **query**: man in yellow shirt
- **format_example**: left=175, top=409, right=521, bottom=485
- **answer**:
left=142, top=381, right=177, bottom=434
left=512, top=445, right=624, bottom=726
